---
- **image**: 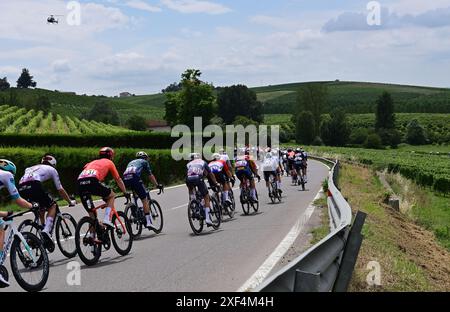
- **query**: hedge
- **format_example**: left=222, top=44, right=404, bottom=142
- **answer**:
left=0, top=147, right=187, bottom=196
left=0, top=133, right=176, bottom=149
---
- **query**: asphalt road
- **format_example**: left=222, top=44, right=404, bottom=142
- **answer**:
left=4, top=160, right=329, bottom=292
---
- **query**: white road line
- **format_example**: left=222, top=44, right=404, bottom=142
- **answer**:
left=237, top=188, right=324, bottom=292
left=170, top=204, right=187, bottom=211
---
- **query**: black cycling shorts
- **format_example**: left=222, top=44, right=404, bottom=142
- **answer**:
left=263, top=171, right=277, bottom=182
left=19, top=181, right=55, bottom=210
left=294, top=163, right=305, bottom=172
left=77, top=178, right=112, bottom=211
left=213, top=172, right=227, bottom=185
left=186, top=176, right=208, bottom=197
left=124, top=174, right=147, bottom=200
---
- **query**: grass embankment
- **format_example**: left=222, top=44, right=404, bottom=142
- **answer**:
left=338, top=163, right=450, bottom=291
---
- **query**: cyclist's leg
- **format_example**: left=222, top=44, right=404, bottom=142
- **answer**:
left=0, top=217, right=6, bottom=258
left=198, top=179, right=213, bottom=225
left=263, top=171, right=270, bottom=188
left=249, top=172, right=257, bottom=201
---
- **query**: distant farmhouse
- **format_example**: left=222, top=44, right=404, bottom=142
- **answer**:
left=119, top=92, right=132, bottom=98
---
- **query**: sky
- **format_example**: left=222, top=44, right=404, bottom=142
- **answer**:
left=1, top=0, right=450, bottom=96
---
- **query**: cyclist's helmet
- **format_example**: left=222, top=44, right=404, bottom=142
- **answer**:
left=0, top=159, right=17, bottom=176
left=136, top=151, right=149, bottom=160
left=189, top=153, right=201, bottom=160
left=287, top=148, right=292, bottom=153
left=212, top=153, right=221, bottom=161
left=41, top=155, right=57, bottom=167
left=99, top=147, right=115, bottom=160
left=296, top=148, right=301, bottom=153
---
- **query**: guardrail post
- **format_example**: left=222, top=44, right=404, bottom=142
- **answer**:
left=294, top=270, right=320, bottom=292
left=332, top=211, right=367, bottom=292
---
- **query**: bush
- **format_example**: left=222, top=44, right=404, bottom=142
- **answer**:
left=350, top=128, right=369, bottom=145
left=0, top=147, right=187, bottom=195
left=127, top=115, right=147, bottom=131
left=0, top=133, right=176, bottom=149
left=365, top=133, right=383, bottom=149
left=312, top=136, right=323, bottom=146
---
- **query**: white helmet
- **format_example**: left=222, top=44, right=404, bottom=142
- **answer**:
left=136, top=151, right=149, bottom=159
left=212, top=153, right=221, bottom=160
left=189, top=153, right=201, bottom=160
left=41, top=155, right=57, bottom=167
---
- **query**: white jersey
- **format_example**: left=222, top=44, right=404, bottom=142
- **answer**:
left=19, top=164, right=63, bottom=190
left=262, top=157, right=279, bottom=172
left=219, top=154, right=229, bottom=162
left=0, top=170, right=20, bottom=200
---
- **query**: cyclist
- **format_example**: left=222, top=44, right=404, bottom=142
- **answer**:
left=18, top=155, right=76, bottom=249
left=300, top=147, right=308, bottom=182
left=123, top=151, right=164, bottom=231
left=287, top=148, right=296, bottom=182
left=77, top=147, right=128, bottom=228
left=262, top=149, right=283, bottom=197
left=0, top=159, right=36, bottom=287
left=186, top=153, right=219, bottom=227
left=293, top=148, right=306, bottom=183
left=235, top=150, right=260, bottom=203
left=208, top=153, right=235, bottom=205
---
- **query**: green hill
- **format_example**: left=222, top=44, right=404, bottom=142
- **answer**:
left=1, top=81, right=449, bottom=124
left=256, top=81, right=450, bottom=114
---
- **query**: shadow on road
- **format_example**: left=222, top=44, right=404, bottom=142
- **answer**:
left=80, top=255, right=133, bottom=270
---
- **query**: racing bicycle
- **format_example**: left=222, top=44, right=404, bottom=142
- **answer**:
left=124, top=186, right=164, bottom=239
left=75, top=194, right=133, bottom=266
left=268, top=174, right=282, bottom=203
left=0, top=210, right=49, bottom=292
left=187, top=186, right=221, bottom=235
left=239, top=176, right=259, bottom=215
left=18, top=202, right=77, bottom=258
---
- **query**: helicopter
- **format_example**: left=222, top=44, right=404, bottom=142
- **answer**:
left=47, top=15, right=63, bottom=24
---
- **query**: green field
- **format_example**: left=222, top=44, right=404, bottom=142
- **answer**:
left=0, top=88, right=165, bottom=124
left=2, top=81, right=449, bottom=125
left=305, top=145, right=450, bottom=194
left=257, top=81, right=450, bottom=114
left=0, top=104, right=135, bottom=134
left=265, top=113, right=450, bottom=143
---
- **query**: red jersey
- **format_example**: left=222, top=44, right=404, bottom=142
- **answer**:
left=78, top=159, right=120, bottom=182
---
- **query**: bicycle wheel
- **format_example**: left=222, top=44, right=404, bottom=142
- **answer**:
left=55, top=213, right=77, bottom=259
left=75, top=216, right=102, bottom=266
left=268, top=184, right=275, bottom=204
left=188, top=201, right=203, bottom=235
left=227, top=189, right=236, bottom=219
left=124, top=204, right=143, bottom=239
left=0, top=265, right=8, bottom=288
left=10, top=232, right=49, bottom=292
left=252, top=190, right=259, bottom=213
left=18, top=219, right=41, bottom=238
left=111, top=211, right=133, bottom=256
left=149, top=200, right=164, bottom=234
left=209, top=197, right=221, bottom=230
left=240, top=190, right=251, bottom=215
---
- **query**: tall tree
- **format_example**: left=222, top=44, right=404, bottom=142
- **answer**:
left=163, top=69, right=215, bottom=129
left=217, top=85, right=263, bottom=124
left=405, top=119, right=427, bottom=145
left=295, top=83, right=328, bottom=137
left=295, top=111, right=315, bottom=145
left=164, top=94, right=179, bottom=127
left=0, top=77, right=10, bottom=91
left=375, top=91, right=395, bottom=130
left=17, top=68, right=37, bottom=88
left=321, top=109, right=351, bottom=146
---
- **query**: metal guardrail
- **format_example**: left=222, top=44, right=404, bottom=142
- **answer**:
left=255, top=157, right=365, bottom=292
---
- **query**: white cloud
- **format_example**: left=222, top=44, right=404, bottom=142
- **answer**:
left=51, top=59, right=71, bottom=73
left=125, top=0, right=161, bottom=13
left=250, top=15, right=301, bottom=29
left=161, top=0, right=231, bottom=15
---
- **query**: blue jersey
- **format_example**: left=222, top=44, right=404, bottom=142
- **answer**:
left=123, top=159, right=152, bottom=179
left=187, top=159, right=210, bottom=178
left=0, top=170, right=20, bottom=200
